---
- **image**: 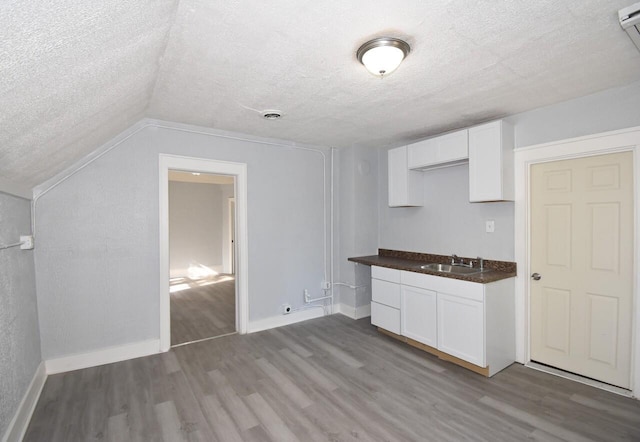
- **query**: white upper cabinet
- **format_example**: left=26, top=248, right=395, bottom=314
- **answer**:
left=468, top=120, right=514, bottom=202
left=407, top=129, right=468, bottom=170
left=388, top=146, right=423, bottom=207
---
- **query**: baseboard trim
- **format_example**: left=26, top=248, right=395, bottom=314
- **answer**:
left=336, top=303, right=371, bottom=320
left=45, top=339, right=160, bottom=375
left=2, top=362, right=46, bottom=442
left=247, top=308, right=325, bottom=333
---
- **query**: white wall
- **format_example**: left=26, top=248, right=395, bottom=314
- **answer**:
left=33, top=121, right=330, bottom=360
left=169, top=181, right=223, bottom=277
left=0, top=193, right=41, bottom=437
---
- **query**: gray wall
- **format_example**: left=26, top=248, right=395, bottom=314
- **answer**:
left=374, top=80, right=640, bottom=264
left=378, top=162, right=514, bottom=261
left=34, top=123, right=330, bottom=360
left=169, top=181, right=224, bottom=276
left=509, top=80, right=640, bottom=149
left=0, top=193, right=41, bottom=437
left=337, top=146, right=378, bottom=309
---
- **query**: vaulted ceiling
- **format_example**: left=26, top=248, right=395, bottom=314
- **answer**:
left=2, top=0, right=640, bottom=189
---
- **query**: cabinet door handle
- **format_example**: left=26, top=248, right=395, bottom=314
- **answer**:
left=531, top=273, right=541, bottom=281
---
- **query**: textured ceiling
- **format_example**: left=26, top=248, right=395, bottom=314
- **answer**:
left=2, top=0, right=640, bottom=189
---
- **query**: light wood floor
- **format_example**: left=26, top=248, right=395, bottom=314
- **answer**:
left=171, top=276, right=236, bottom=345
left=25, top=315, right=640, bottom=441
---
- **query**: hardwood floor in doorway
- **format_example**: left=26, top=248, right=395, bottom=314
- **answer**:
left=24, top=315, right=640, bottom=441
left=171, top=274, right=236, bottom=345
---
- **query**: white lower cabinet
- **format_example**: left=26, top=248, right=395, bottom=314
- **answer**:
left=370, top=265, right=515, bottom=376
left=401, top=285, right=437, bottom=347
left=371, top=267, right=401, bottom=334
left=437, top=292, right=484, bottom=367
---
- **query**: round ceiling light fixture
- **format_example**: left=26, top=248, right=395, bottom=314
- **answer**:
left=356, top=37, right=410, bottom=78
left=262, top=110, right=283, bottom=120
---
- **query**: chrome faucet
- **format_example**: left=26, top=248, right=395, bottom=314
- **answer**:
left=450, top=254, right=459, bottom=265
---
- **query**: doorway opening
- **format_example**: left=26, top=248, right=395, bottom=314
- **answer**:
left=159, top=154, right=248, bottom=352
left=168, top=170, right=236, bottom=346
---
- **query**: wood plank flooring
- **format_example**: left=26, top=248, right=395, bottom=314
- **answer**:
left=170, top=276, right=236, bottom=345
left=24, top=315, right=640, bottom=441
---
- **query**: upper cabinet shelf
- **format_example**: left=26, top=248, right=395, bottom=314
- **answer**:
left=408, top=129, right=468, bottom=170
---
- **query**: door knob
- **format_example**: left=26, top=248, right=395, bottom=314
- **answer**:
left=531, top=273, right=541, bottom=280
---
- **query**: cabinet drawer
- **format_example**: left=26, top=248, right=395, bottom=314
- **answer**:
left=372, top=266, right=401, bottom=283
left=372, top=278, right=401, bottom=308
left=371, top=302, right=400, bottom=335
left=401, top=270, right=484, bottom=302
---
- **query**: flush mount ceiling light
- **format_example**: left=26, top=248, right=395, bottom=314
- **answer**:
left=357, top=37, right=410, bottom=78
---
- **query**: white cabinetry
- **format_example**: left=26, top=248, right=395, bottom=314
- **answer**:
left=407, top=129, right=468, bottom=170
left=388, top=146, right=422, bottom=207
left=468, top=120, right=514, bottom=202
left=370, top=265, right=515, bottom=376
left=371, top=267, right=401, bottom=334
left=401, top=285, right=437, bottom=347
left=437, top=292, right=484, bottom=366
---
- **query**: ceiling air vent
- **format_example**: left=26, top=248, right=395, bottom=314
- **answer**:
left=619, top=2, right=640, bottom=51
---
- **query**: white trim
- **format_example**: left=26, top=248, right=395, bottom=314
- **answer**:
left=227, top=197, right=236, bottom=275
left=159, top=154, right=249, bottom=351
left=0, top=178, right=32, bottom=200
left=514, top=125, right=640, bottom=398
left=1, top=362, right=46, bottom=442
left=45, top=339, right=160, bottom=375
left=336, top=303, right=372, bottom=320
left=526, top=362, right=632, bottom=398
left=247, top=309, right=325, bottom=333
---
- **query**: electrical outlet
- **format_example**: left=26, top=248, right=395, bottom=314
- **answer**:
left=20, top=235, right=34, bottom=250
left=485, top=220, right=495, bottom=233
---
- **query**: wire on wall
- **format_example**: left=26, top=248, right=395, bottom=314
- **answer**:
left=0, top=242, right=23, bottom=251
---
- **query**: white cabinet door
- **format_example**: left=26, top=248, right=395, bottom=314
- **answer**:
left=388, top=146, right=422, bottom=207
left=401, top=285, right=437, bottom=347
left=436, top=130, right=469, bottom=163
left=408, top=129, right=468, bottom=170
left=468, top=120, right=514, bottom=202
left=437, top=292, right=485, bottom=366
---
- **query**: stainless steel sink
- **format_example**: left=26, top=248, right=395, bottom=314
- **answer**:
left=420, top=263, right=482, bottom=275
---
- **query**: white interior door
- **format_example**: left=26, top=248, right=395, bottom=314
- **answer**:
left=530, top=151, right=634, bottom=388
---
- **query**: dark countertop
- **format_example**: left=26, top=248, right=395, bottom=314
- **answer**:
left=348, top=249, right=516, bottom=284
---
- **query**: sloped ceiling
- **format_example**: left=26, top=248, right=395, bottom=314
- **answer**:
left=2, top=0, right=640, bottom=190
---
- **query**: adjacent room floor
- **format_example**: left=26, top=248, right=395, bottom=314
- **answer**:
left=170, top=274, right=236, bottom=345
left=24, top=315, right=640, bottom=441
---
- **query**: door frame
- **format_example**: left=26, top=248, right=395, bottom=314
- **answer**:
left=228, top=197, right=235, bottom=274
left=159, top=154, right=249, bottom=351
left=514, top=126, right=640, bottom=397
